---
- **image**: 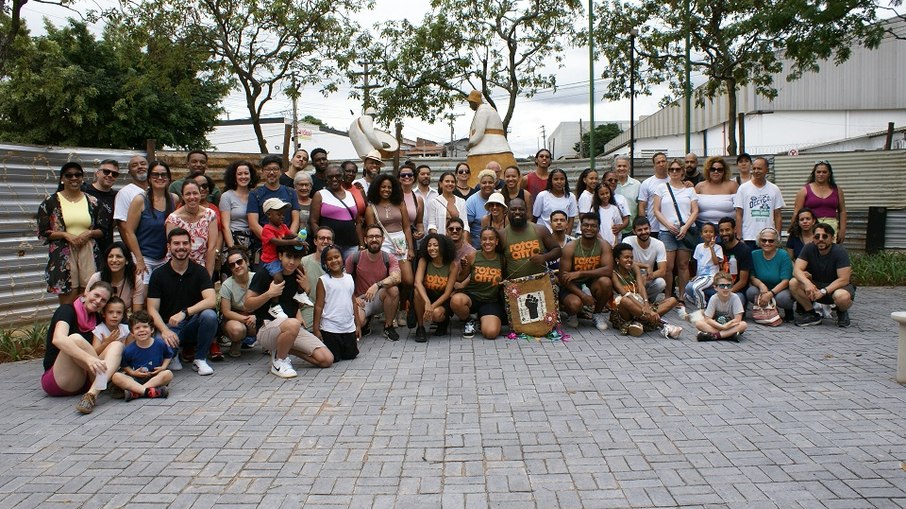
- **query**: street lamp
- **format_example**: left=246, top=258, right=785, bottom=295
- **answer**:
left=629, top=28, right=638, bottom=175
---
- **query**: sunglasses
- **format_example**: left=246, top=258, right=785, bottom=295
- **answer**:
left=710, top=167, right=725, bottom=172
left=605, top=178, right=618, bottom=183
left=101, top=168, right=120, bottom=177
left=150, top=172, right=168, bottom=179
left=760, top=238, right=777, bottom=244
left=63, top=172, right=84, bottom=179
left=668, top=167, right=683, bottom=173
left=457, top=170, right=470, bottom=175
left=196, top=182, right=208, bottom=189
left=447, top=227, right=463, bottom=232
left=399, top=173, right=414, bottom=179
left=716, top=283, right=733, bottom=289
left=228, top=258, right=245, bottom=268
left=815, top=233, right=831, bottom=239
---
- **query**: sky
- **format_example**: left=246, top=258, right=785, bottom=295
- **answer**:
left=21, top=0, right=673, bottom=158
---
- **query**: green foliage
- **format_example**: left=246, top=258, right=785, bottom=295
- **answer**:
left=0, top=19, right=230, bottom=149
left=851, top=251, right=906, bottom=286
left=0, top=323, right=48, bottom=363
left=364, top=0, right=583, bottom=131
left=574, top=123, right=623, bottom=158
left=590, top=0, right=885, bottom=155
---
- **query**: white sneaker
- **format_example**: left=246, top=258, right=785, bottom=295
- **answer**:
left=564, top=314, right=579, bottom=328
left=661, top=324, right=682, bottom=339
left=675, top=306, right=689, bottom=321
left=169, top=353, right=183, bottom=371
left=269, top=304, right=288, bottom=319
left=592, top=313, right=609, bottom=331
left=463, top=320, right=477, bottom=339
left=271, top=356, right=298, bottom=378
left=192, top=359, right=214, bottom=376
left=293, top=292, right=314, bottom=307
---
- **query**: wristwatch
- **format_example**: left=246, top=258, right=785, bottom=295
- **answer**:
left=819, top=288, right=827, bottom=296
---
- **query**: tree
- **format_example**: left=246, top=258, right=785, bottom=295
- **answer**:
left=574, top=123, right=623, bottom=158
left=591, top=0, right=885, bottom=155
left=0, top=19, right=230, bottom=148
left=362, top=0, right=583, bottom=132
left=118, top=0, right=366, bottom=153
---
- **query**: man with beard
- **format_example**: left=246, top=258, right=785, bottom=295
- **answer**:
left=522, top=148, right=552, bottom=198
left=83, top=159, right=119, bottom=260
left=247, top=155, right=301, bottom=242
left=623, top=217, right=668, bottom=303
left=353, top=150, right=383, bottom=195
left=114, top=155, right=149, bottom=237
left=310, top=148, right=330, bottom=194
left=147, top=228, right=218, bottom=376
left=559, top=213, right=614, bottom=331
left=637, top=152, right=670, bottom=238
left=414, top=164, right=438, bottom=234
left=170, top=150, right=221, bottom=204
left=790, top=223, right=854, bottom=327
left=281, top=149, right=310, bottom=188
left=499, top=198, right=561, bottom=279
left=715, top=216, right=752, bottom=310
left=298, top=226, right=335, bottom=330
left=683, top=152, right=704, bottom=186
left=345, top=225, right=402, bottom=340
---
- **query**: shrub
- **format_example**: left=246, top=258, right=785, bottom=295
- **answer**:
left=851, top=251, right=906, bottom=286
left=0, top=323, right=48, bottom=363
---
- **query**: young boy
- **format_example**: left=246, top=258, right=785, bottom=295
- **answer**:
left=695, top=271, right=748, bottom=341
left=112, top=310, right=174, bottom=401
left=260, top=198, right=306, bottom=318
left=92, top=296, right=132, bottom=349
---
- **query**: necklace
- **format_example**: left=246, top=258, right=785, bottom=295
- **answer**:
left=382, top=204, right=392, bottom=219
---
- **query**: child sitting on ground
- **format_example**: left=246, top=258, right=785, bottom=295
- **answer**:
left=112, top=310, right=174, bottom=401
left=695, top=271, right=748, bottom=341
left=92, top=297, right=132, bottom=352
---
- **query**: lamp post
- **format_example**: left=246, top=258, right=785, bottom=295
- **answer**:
left=629, top=28, right=637, bottom=176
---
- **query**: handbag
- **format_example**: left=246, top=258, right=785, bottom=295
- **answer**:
left=752, top=298, right=782, bottom=326
left=665, top=184, right=700, bottom=249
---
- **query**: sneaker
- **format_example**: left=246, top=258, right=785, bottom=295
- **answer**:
left=837, top=309, right=851, bottom=328
left=293, top=292, right=314, bottom=307
left=783, top=309, right=795, bottom=323
left=675, top=305, right=689, bottom=321
left=192, top=359, right=214, bottom=376
left=270, top=357, right=298, bottom=378
left=124, top=390, right=138, bottom=402
left=626, top=321, right=644, bottom=337
left=217, top=335, right=231, bottom=346
left=242, top=336, right=257, bottom=349
left=108, top=385, right=125, bottom=400
left=169, top=355, right=183, bottom=371
left=209, top=343, right=224, bottom=362
left=661, top=323, right=682, bottom=339
left=147, top=386, right=169, bottom=399
left=414, top=326, right=427, bottom=343
left=384, top=326, right=400, bottom=341
left=269, top=303, right=288, bottom=320
left=433, top=318, right=449, bottom=336
left=463, top=320, right=477, bottom=339
left=564, top=314, right=579, bottom=328
left=75, top=392, right=97, bottom=414
left=696, top=331, right=713, bottom=342
left=229, top=341, right=242, bottom=358
left=407, top=307, right=417, bottom=329
left=795, top=311, right=822, bottom=327
left=592, top=313, right=609, bottom=331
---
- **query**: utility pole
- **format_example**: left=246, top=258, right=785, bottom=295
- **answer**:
left=443, top=113, right=463, bottom=157
left=540, top=125, right=547, bottom=151
left=290, top=75, right=299, bottom=154
left=351, top=61, right=384, bottom=110
left=588, top=0, right=595, bottom=170
left=579, top=119, right=585, bottom=158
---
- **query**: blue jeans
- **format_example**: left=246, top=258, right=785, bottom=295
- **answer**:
left=170, top=309, right=218, bottom=360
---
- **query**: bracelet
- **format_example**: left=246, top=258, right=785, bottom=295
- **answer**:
left=182, top=308, right=189, bottom=317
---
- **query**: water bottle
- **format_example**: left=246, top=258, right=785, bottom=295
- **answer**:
left=295, top=227, right=308, bottom=251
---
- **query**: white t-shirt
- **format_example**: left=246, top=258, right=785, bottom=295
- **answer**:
left=597, top=205, right=624, bottom=246
left=92, top=322, right=130, bottom=342
left=532, top=190, right=578, bottom=231
left=113, top=183, right=145, bottom=222
left=637, top=176, right=669, bottom=231
left=693, top=243, right=724, bottom=277
left=655, top=183, right=698, bottom=231
left=352, top=177, right=371, bottom=195
left=577, top=190, right=595, bottom=214
left=705, top=292, right=744, bottom=320
left=734, top=180, right=785, bottom=241
left=624, top=235, right=667, bottom=269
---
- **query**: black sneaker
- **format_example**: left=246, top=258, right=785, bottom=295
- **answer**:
left=433, top=318, right=449, bottom=336
left=463, top=320, right=477, bottom=339
left=414, top=326, right=427, bottom=343
left=837, top=310, right=851, bottom=328
left=407, top=307, right=417, bottom=329
left=795, top=311, right=822, bottom=327
left=696, top=331, right=713, bottom=342
left=384, top=326, right=400, bottom=341
left=783, top=309, right=795, bottom=323
left=361, top=319, right=372, bottom=337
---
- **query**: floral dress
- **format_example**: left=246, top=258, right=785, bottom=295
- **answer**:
left=165, top=208, right=217, bottom=268
left=37, top=192, right=109, bottom=295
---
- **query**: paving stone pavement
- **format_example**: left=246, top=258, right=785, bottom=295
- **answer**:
left=2, top=287, right=906, bottom=508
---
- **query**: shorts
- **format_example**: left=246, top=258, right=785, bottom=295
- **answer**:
left=658, top=230, right=692, bottom=252
left=320, top=330, right=359, bottom=361
left=257, top=316, right=326, bottom=356
left=424, top=290, right=452, bottom=315
left=359, top=288, right=389, bottom=318
left=817, top=284, right=856, bottom=304
left=69, top=240, right=97, bottom=289
left=466, top=293, right=506, bottom=321
left=262, top=259, right=283, bottom=276
left=41, top=368, right=90, bottom=397
left=381, top=230, right=409, bottom=261
left=141, top=256, right=166, bottom=285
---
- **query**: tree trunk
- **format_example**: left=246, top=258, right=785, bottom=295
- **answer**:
left=246, top=93, right=267, bottom=153
left=725, top=78, right=738, bottom=156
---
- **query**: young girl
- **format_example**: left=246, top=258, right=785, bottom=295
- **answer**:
left=313, top=245, right=360, bottom=361
left=611, top=243, right=681, bottom=338
left=574, top=168, right=599, bottom=215
left=684, top=222, right=724, bottom=310
left=532, top=168, right=578, bottom=232
left=450, top=227, right=505, bottom=340
left=501, top=165, right=533, bottom=213
left=92, top=297, right=132, bottom=350
left=413, top=234, right=459, bottom=342
left=591, top=184, right=627, bottom=246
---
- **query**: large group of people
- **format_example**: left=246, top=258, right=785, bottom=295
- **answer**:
left=36, top=149, right=856, bottom=415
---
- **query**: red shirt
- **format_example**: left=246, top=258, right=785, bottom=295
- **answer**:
left=261, top=223, right=292, bottom=263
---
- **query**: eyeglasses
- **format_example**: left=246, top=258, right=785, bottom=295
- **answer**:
left=365, top=234, right=382, bottom=240
left=316, top=235, right=332, bottom=242
left=101, top=169, right=120, bottom=177
left=326, top=174, right=342, bottom=180
left=716, top=283, right=733, bottom=289
left=457, top=170, right=470, bottom=175
left=399, top=173, right=414, bottom=179
left=63, top=172, right=84, bottom=179
left=150, top=172, right=168, bottom=179
left=814, top=233, right=831, bottom=239
left=760, top=238, right=776, bottom=244
left=710, top=167, right=725, bottom=173
left=447, top=227, right=463, bottom=232
left=228, top=258, right=245, bottom=268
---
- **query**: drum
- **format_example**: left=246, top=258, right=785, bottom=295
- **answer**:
left=502, top=271, right=559, bottom=337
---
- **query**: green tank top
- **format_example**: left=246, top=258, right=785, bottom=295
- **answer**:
left=424, top=261, right=452, bottom=295
left=466, top=251, right=502, bottom=301
left=570, top=239, right=603, bottom=285
left=503, top=223, right=548, bottom=279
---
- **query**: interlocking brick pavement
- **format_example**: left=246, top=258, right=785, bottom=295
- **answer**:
left=1, top=287, right=906, bottom=508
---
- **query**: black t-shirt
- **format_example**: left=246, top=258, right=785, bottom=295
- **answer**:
left=248, top=268, right=302, bottom=328
left=311, top=173, right=326, bottom=195
left=721, top=240, right=753, bottom=282
left=798, top=243, right=850, bottom=286
left=43, top=304, right=94, bottom=371
left=82, top=183, right=116, bottom=253
left=147, top=261, right=213, bottom=321
left=279, top=173, right=294, bottom=188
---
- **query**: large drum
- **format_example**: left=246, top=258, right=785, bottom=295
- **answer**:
left=502, top=271, right=560, bottom=337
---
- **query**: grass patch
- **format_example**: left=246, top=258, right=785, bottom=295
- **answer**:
left=0, top=323, right=48, bottom=363
left=851, top=251, right=906, bottom=286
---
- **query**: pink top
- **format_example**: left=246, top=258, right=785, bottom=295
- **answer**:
left=403, top=192, right=419, bottom=225
left=803, top=184, right=839, bottom=219
left=165, top=207, right=217, bottom=267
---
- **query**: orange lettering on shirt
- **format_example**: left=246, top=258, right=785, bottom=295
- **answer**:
left=425, top=274, right=448, bottom=292
left=473, top=266, right=502, bottom=285
left=509, top=240, right=541, bottom=260
left=573, top=255, right=600, bottom=272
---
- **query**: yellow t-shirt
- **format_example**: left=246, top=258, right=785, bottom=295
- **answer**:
left=58, top=193, right=91, bottom=236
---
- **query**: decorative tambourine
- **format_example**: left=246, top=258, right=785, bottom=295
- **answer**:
left=502, top=271, right=559, bottom=337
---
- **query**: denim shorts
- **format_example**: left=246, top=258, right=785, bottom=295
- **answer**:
left=658, top=230, right=693, bottom=252
left=263, top=259, right=283, bottom=276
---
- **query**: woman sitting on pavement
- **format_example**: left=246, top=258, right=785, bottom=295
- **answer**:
left=451, top=227, right=506, bottom=340
left=747, top=227, right=794, bottom=321
left=219, top=249, right=257, bottom=357
left=610, top=242, right=681, bottom=338
left=413, top=233, right=459, bottom=342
